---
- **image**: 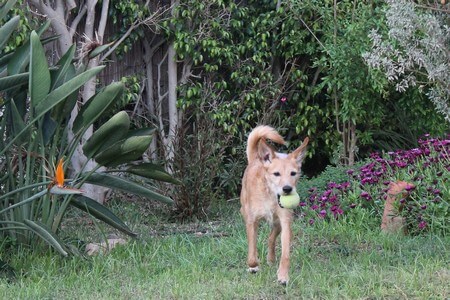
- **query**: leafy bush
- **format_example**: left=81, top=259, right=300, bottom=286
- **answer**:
left=363, top=0, right=450, bottom=122
left=168, top=119, right=234, bottom=220
left=0, top=4, right=175, bottom=255
left=298, top=135, right=449, bottom=235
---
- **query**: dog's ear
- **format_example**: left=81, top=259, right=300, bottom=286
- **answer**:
left=290, top=137, right=309, bottom=165
left=258, top=139, right=275, bottom=165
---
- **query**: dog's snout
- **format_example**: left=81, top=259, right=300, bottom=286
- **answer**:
left=282, top=185, right=293, bottom=194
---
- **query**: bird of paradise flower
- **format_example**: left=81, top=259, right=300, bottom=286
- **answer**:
left=48, top=158, right=84, bottom=195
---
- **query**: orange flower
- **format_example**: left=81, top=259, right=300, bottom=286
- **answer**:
left=48, top=158, right=83, bottom=195
left=55, top=158, right=65, bottom=187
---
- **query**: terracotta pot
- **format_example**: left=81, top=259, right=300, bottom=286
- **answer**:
left=381, top=181, right=413, bottom=234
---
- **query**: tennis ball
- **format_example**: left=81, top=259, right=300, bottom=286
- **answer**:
left=279, top=193, right=300, bottom=209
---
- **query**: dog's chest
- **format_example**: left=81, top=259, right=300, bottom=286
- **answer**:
left=255, top=196, right=279, bottom=225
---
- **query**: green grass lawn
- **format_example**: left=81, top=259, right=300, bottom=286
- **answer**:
left=1, top=201, right=449, bottom=299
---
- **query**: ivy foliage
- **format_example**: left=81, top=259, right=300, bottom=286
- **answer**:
left=167, top=0, right=448, bottom=162
left=108, top=1, right=150, bottom=55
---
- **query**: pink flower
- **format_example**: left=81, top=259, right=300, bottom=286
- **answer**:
left=418, top=221, right=427, bottom=230
left=319, top=210, right=327, bottom=218
left=280, top=97, right=287, bottom=103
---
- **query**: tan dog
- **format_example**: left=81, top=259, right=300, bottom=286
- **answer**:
left=240, top=125, right=309, bottom=285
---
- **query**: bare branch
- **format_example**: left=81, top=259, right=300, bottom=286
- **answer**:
left=69, top=5, right=87, bottom=37
left=99, top=4, right=168, bottom=63
left=97, top=0, right=110, bottom=43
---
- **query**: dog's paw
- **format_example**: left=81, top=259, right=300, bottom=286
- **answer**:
left=277, top=278, right=288, bottom=286
left=247, top=266, right=259, bottom=273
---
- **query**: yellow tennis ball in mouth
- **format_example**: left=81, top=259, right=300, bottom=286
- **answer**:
left=279, top=193, right=300, bottom=209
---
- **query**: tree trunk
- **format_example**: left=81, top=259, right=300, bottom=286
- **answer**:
left=165, top=42, right=178, bottom=172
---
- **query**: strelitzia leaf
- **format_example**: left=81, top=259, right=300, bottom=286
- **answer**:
left=7, top=21, right=51, bottom=75
left=51, top=45, right=76, bottom=90
left=30, top=31, right=51, bottom=109
left=42, top=113, right=57, bottom=145
left=34, top=66, right=104, bottom=116
left=0, top=16, right=19, bottom=50
left=93, top=135, right=151, bottom=167
left=83, top=111, right=130, bottom=159
left=88, top=40, right=115, bottom=59
left=0, top=73, right=29, bottom=92
left=72, top=82, right=124, bottom=134
left=124, top=127, right=156, bottom=138
left=0, top=52, right=14, bottom=72
left=49, top=186, right=84, bottom=195
left=0, top=66, right=104, bottom=156
left=70, top=195, right=137, bottom=237
left=126, top=163, right=182, bottom=185
left=23, top=219, right=69, bottom=256
left=84, top=173, right=174, bottom=205
left=8, top=99, right=28, bottom=144
left=0, top=0, right=18, bottom=21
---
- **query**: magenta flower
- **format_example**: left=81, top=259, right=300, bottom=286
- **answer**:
left=418, top=221, right=427, bottom=230
left=360, top=191, right=372, bottom=200
left=405, top=184, right=415, bottom=192
left=319, top=210, right=327, bottom=218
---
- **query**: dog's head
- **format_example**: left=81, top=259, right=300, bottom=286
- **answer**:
left=258, top=137, right=309, bottom=199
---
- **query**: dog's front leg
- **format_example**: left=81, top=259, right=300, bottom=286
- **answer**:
left=277, top=220, right=292, bottom=285
left=245, top=220, right=260, bottom=273
left=268, top=221, right=281, bottom=265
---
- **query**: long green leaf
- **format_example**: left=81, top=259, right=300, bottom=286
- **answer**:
left=70, top=195, right=136, bottom=237
left=42, top=113, right=57, bottom=145
left=7, top=20, right=51, bottom=75
left=0, top=189, right=47, bottom=215
left=0, top=16, right=19, bottom=50
left=52, top=64, right=77, bottom=122
left=51, top=45, right=76, bottom=90
left=94, top=135, right=151, bottom=167
left=0, top=72, right=29, bottom=92
left=72, top=82, right=124, bottom=133
left=83, top=110, right=130, bottom=159
left=0, top=51, right=14, bottom=71
left=30, top=31, right=51, bottom=109
left=84, top=173, right=174, bottom=205
left=7, top=39, right=30, bottom=75
left=0, top=66, right=104, bottom=155
left=35, top=65, right=104, bottom=116
left=9, top=99, right=28, bottom=144
left=126, top=163, right=182, bottom=185
left=23, top=219, right=69, bottom=256
left=0, top=0, right=18, bottom=21
left=88, top=40, right=115, bottom=59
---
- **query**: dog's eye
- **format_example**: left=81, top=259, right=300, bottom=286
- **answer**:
left=291, top=171, right=297, bottom=176
left=273, top=172, right=281, bottom=177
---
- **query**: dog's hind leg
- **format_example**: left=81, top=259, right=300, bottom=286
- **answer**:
left=245, top=220, right=260, bottom=273
left=267, top=221, right=281, bottom=265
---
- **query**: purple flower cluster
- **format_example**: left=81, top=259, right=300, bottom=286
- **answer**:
left=302, top=134, right=450, bottom=233
left=302, top=182, right=351, bottom=224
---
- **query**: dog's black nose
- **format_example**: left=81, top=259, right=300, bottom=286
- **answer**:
left=282, top=185, right=292, bottom=194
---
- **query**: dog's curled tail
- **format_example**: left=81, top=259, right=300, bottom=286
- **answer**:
left=246, top=125, right=285, bottom=162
